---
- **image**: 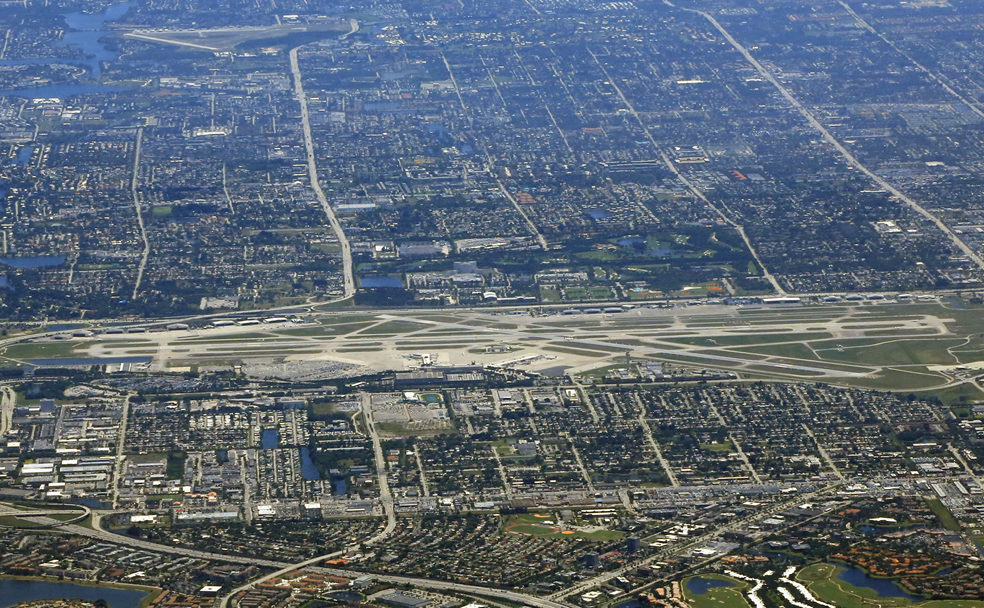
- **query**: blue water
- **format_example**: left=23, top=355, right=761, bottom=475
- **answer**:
left=586, top=209, right=608, bottom=220
left=361, top=276, right=402, bottom=288
left=61, top=2, right=132, bottom=78
left=15, top=146, right=34, bottom=166
left=0, top=1, right=130, bottom=98
left=686, top=577, right=734, bottom=595
left=261, top=428, right=278, bottom=450
left=0, top=256, right=66, bottom=269
left=0, top=578, right=147, bottom=608
left=299, top=446, right=320, bottom=480
left=333, top=477, right=347, bottom=495
left=837, top=565, right=923, bottom=600
left=618, top=237, right=646, bottom=247
left=328, top=592, right=362, bottom=602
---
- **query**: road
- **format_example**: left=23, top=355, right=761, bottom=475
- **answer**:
left=497, top=179, right=549, bottom=251
left=802, top=423, right=846, bottom=482
left=111, top=394, right=132, bottom=509
left=662, top=0, right=984, bottom=273
left=585, top=49, right=785, bottom=296
left=130, top=127, right=150, bottom=300
left=550, top=483, right=840, bottom=601
left=633, top=393, right=678, bottom=486
left=24, top=505, right=568, bottom=608
left=289, top=46, right=355, bottom=298
left=569, top=439, right=595, bottom=492
left=362, top=393, right=398, bottom=537
left=837, top=1, right=984, bottom=123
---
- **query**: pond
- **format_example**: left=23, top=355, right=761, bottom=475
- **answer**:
left=0, top=577, right=148, bottom=608
left=586, top=209, right=608, bottom=220
left=836, top=565, right=923, bottom=601
left=15, top=146, right=34, bottom=166
left=327, top=591, right=363, bottom=602
left=0, top=256, right=67, bottom=269
left=360, top=276, right=402, bottom=288
left=299, top=446, right=320, bottom=481
left=686, top=576, right=735, bottom=595
left=261, top=428, right=278, bottom=450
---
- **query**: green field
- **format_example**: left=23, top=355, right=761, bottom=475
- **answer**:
left=925, top=498, right=962, bottom=531
left=683, top=575, right=749, bottom=608
left=502, top=513, right=624, bottom=541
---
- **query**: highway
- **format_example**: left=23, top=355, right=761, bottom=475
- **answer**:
left=130, top=127, right=150, bottom=300
left=550, top=483, right=841, bottom=602
left=290, top=45, right=355, bottom=298
left=111, top=394, right=132, bottom=509
left=4, top=501, right=567, bottom=608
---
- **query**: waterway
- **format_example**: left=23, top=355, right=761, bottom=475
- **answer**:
left=686, top=576, right=734, bottom=595
left=835, top=565, right=923, bottom=601
left=0, top=577, right=149, bottom=608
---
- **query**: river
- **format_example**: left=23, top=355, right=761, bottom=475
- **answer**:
left=0, top=577, right=149, bottom=608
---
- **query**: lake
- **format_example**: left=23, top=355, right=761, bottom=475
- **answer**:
left=261, top=428, right=279, bottom=450
left=686, top=576, right=734, bottom=595
left=836, top=565, right=923, bottom=601
left=0, top=578, right=149, bottom=608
